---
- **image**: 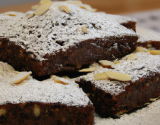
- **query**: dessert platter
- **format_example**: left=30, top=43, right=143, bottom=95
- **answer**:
left=0, top=0, right=160, bottom=124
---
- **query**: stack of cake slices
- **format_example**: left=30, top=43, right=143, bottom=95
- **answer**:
left=0, top=0, right=160, bottom=124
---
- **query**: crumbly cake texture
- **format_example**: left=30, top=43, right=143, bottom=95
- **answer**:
left=136, top=27, right=160, bottom=49
left=0, top=66, right=94, bottom=124
left=75, top=52, right=160, bottom=117
left=0, top=1, right=138, bottom=76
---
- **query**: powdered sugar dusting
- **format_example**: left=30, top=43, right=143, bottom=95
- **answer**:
left=76, top=52, right=160, bottom=96
left=0, top=67, right=91, bottom=106
left=0, top=1, right=137, bottom=61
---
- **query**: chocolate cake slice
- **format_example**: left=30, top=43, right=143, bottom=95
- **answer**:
left=0, top=63, right=94, bottom=125
left=0, top=1, right=138, bottom=77
left=75, top=52, right=160, bottom=117
left=137, top=27, right=160, bottom=49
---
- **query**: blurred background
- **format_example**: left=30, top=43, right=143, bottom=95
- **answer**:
left=0, top=0, right=160, bottom=32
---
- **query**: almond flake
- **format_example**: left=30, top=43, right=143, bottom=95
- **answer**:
left=79, top=4, right=97, bottom=12
left=0, top=62, right=15, bottom=72
left=105, top=71, right=131, bottom=81
left=114, top=61, right=120, bottom=64
left=79, top=67, right=96, bottom=72
left=60, top=5, right=70, bottom=13
left=26, top=13, right=35, bottom=19
left=66, top=1, right=82, bottom=5
left=53, top=77, right=69, bottom=85
left=134, top=47, right=149, bottom=53
left=35, top=0, right=52, bottom=16
left=126, top=53, right=138, bottom=60
left=99, top=60, right=114, bottom=68
left=5, top=14, right=17, bottom=16
left=11, top=72, right=32, bottom=84
left=149, top=50, right=160, bottom=55
left=0, top=109, right=7, bottom=116
left=94, top=73, right=108, bottom=80
left=32, top=4, right=39, bottom=10
left=89, top=63, right=101, bottom=68
left=33, top=104, right=40, bottom=117
left=81, top=26, right=87, bottom=33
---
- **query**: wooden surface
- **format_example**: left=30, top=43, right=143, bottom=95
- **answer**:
left=0, top=0, right=160, bottom=14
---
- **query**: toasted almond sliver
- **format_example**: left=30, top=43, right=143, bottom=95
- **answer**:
left=11, top=72, right=32, bottom=84
left=32, top=4, right=39, bottom=10
left=105, top=71, right=131, bottom=81
left=66, top=1, right=82, bottom=5
left=53, top=78, right=69, bottom=85
left=79, top=4, right=97, bottom=12
left=33, top=104, right=41, bottom=117
left=134, top=47, right=149, bottom=53
left=0, top=109, right=7, bottom=116
left=126, top=53, right=138, bottom=60
left=79, top=68, right=96, bottom=72
left=99, top=60, right=114, bottom=67
left=94, top=73, right=108, bottom=80
left=114, top=61, right=120, bottom=64
left=60, top=5, right=70, bottom=13
left=5, top=14, right=17, bottom=16
left=35, top=1, right=52, bottom=16
left=89, top=63, right=101, bottom=68
left=27, top=13, right=35, bottom=19
left=81, top=26, right=87, bottom=33
left=149, top=50, right=160, bottom=55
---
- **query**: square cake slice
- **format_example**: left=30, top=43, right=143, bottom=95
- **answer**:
left=75, top=52, right=160, bottom=117
left=0, top=1, right=138, bottom=76
left=0, top=63, right=94, bottom=125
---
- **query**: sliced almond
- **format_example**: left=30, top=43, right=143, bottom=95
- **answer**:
left=66, top=1, right=82, bottom=5
left=35, top=0, right=52, bottom=16
left=89, top=63, right=101, bottom=68
left=60, top=5, right=70, bottom=13
left=134, top=47, right=149, bottom=53
left=81, top=26, right=87, bottom=33
left=11, top=72, right=32, bottom=84
left=149, top=50, right=160, bottom=55
left=105, top=71, right=131, bottom=81
left=99, top=60, right=114, bottom=68
left=32, top=4, right=39, bottom=10
left=79, top=67, right=96, bottom=72
left=5, top=14, right=17, bottom=16
left=94, top=73, right=108, bottom=80
left=53, top=77, right=69, bottom=85
left=126, top=53, right=138, bottom=60
left=26, top=12, right=35, bottom=19
left=33, top=104, right=40, bottom=117
left=79, top=4, right=97, bottom=12
left=0, top=109, right=7, bottom=116
left=114, top=61, right=120, bottom=64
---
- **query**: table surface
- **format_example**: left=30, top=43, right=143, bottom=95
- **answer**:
left=0, top=0, right=160, bottom=14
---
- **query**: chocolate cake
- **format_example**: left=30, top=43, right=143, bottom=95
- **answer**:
left=137, top=27, right=160, bottom=49
left=0, top=1, right=138, bottom=77
left=75, top=52, right=160, bottom=117
left=0, top=63, right=94, bottom=125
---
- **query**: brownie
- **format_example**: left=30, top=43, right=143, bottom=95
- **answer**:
left=0, top=67, right=94, bottom=125
left=137, top=27, right=160, bottom=49
left=0, top=1, right=138, bottom=77
left=75, top=52, right=160, bottom=117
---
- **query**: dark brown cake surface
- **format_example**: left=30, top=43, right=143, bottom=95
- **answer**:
left=75, top=52, right=160, bottom=117
left=0, top=1, right=138, bottom=76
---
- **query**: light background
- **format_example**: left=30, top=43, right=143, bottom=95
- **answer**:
left=0, top=0, right=39, bottom=6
